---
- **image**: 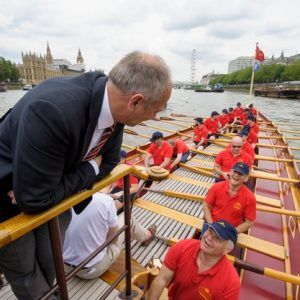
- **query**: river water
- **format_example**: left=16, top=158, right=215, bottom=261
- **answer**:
left=1, top=88, right=299, bottom=159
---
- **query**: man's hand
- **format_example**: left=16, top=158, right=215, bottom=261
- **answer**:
left=7, top=190, right=17, bottom=205
left=222, top=172, right=230, bottom=180
left=94, top=155, right=102, bottom=167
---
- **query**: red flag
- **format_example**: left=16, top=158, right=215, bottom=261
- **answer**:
left=255, top=45, right=264, bottom=62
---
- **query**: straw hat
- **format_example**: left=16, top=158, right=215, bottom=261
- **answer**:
left=147, top=166, right=169, bottom=181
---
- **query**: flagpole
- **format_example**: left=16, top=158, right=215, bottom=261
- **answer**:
left=249, top=43, right=257, bottom=101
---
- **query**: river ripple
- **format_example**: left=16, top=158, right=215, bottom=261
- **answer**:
left=1, top=88, right=299, bottom=159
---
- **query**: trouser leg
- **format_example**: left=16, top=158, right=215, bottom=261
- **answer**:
left=0, top=210, right=71, bottom=300
left=74, top=243, right=121, bottom=280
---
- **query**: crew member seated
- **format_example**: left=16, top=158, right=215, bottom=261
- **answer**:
left=148, top=220, right=240, bottom=300
left=214, top=136, right=252, bottom=181
left=204, top=111, right=219, bottom=140
left=63, top=193, right=157, bottom=280
left=191, top=117, right=208, bottom=150
left=218, top=109, right=229, bottom=134
left=145, top=131, right=173, bottom=171
left=169, top=139, right=190, bottom=169
left=203, top=163, right=256, bottom=233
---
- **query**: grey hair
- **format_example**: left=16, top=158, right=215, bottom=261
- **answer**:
left=108, top=51, right=171, bottom=105
left=227, top=240, right=234, bottom=251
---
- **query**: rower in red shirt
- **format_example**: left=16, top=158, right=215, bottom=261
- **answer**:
left=233, top=102, right=244, bottom=117
left=192, top=117, right=208, bottom=150
left=203, top=162, right=256, bottom=233
left=227, top=107, right=237, bottom=124
left=204, top=111, right=219, bottom=140
left=244, top=115, right=258, bottom=146
left=145, top=131, right=173, bottom=170
left=218, top=109, right=229, bottom=133
left=148, top=221, right=240, bottom=300
left=248, top=103, right=257, bottom=116
left=169, top=139, right=190, bottom=168
left=214, top=136, right=252, bottom=181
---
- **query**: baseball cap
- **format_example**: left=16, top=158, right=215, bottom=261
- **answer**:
left=120, top=150, right=127, bottom=158
left=246, top=114, right=255, bottom=121
left=194, top=117, right=204, bottom=124
left=211, top=111, right=219, bottom=117
left=237, top=102, right=241, bottom=107
left=150, top=131, right=163, bottom=142
left=238, top=130, right=248, bottom=137
left=232, top=162, right=250, bottom=175
left=202, top=220, right=238, bottom=245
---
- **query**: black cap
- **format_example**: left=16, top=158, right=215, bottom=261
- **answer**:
left=194, top=117, right=204, bottom=124
left=229, top=107, right=233, bottom=112
left=249, top=103, right=253, bottom=108
left=150, top=131, right=163, bottom=142
left=232, top=162, right=250, bottom=175
left=202, top=220, right=238, bottom=245
left=237, top=102, right=241, bottom=107
left=211, top=111, right=219, bottom=117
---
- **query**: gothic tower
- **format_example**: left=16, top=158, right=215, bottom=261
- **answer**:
left=46, top=42, right=53, bottom=65
left=77, top=48, right=84, bottom=64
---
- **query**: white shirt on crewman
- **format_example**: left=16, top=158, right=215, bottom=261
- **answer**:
left=63, top=193, right=118, bottom=268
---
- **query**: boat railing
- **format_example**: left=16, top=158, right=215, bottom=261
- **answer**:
left=0, top=164, right=149, bottom=299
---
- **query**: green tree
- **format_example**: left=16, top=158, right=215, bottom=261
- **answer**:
left=281, top=61, right=300, bottom=81
left=0, top=57, right=20, bottom=81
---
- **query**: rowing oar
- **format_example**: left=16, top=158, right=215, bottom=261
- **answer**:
left=123, top=128, right=150, bottom=139
left=144, top=187, right=300, bottom=218
left=183, top=164, right=300, bottom=184
left=138, top=122, right=193, bottom=138
left=154, top=236, right=300, bottom=285
left=156, top=118, right=189, bottom=128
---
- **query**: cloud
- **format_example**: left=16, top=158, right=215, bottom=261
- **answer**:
left=0, top=0, right=299, bottom=81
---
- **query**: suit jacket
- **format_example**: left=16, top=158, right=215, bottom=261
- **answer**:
left=0, top=72, right=124, bottom=221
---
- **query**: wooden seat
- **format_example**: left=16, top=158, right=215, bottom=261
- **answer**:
left=134, top=198, right=286, bottom=260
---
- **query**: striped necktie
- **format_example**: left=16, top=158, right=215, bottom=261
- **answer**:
left=84, top=123, right=116, bottom=161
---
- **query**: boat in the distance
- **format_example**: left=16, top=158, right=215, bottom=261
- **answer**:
left=195, top=83, right=224, bottom=93
left=0, top=82, right=7, bottom=92
left=255, top=86, right=300, bottom=99
left=22, top=84, right=32, bottom=91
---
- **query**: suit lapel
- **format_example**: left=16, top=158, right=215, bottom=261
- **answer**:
left=80, top=76, right=108, bottom=161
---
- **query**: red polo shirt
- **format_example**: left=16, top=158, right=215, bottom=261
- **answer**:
left=218, top=115, right=229, bottom=127
left=251, top=122, right=259, bottom=134
left=227, top=112, right=235, bottom=123
left=204, top=118, right=218, bottom=134
left=117, top=175, right=138, bottom=189
left=205, top=181, right=256, bottom=226
left=233, top=107, right=244, bottom=116
left=249, top=108, right=257, bottom=115
left=172, top=139, right=189, bottom=155
left=194, top=125, right=208, bottom=143
left=247, top=128, right=258, bottom=144
left=215, top=148, right=252, bottom=173
left=164, top=239, right=240, bottom=300
left=148, top=141, right=173, bottom=170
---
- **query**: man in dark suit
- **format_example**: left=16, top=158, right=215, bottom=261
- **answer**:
left=0, top=51, right=172, bottom=299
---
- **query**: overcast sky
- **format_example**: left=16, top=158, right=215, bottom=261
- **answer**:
left=1, top=0, right=299, bottom=81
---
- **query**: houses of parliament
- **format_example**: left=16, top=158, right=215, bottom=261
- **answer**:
left=19, top=43, right=85, bottom=85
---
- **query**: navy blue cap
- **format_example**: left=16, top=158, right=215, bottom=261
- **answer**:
left=246, top=114, right=255, bottom=121
left=120, top=150, right=127, bottom=158
left=238, top=130, right=249, bottom=137
left=232, top=162, right=250, bottom=175
left=211, top=111, right=219, bottom=117
left=202, top=220, right=238, bottom=245
left=194, top=117, right=204, bottom=124
left=150, top=131, right=163, bottom=142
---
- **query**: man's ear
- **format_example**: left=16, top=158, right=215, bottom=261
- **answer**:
left=128, top=94, right=144, bottom=110
left=243, top=175, right=249, bottom=183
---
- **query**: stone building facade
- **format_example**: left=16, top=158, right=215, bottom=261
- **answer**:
left=19, top=43, right=85, bottom=84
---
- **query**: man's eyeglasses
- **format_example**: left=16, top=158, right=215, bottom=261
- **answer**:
left=232, top=145, right=242, bottom=148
